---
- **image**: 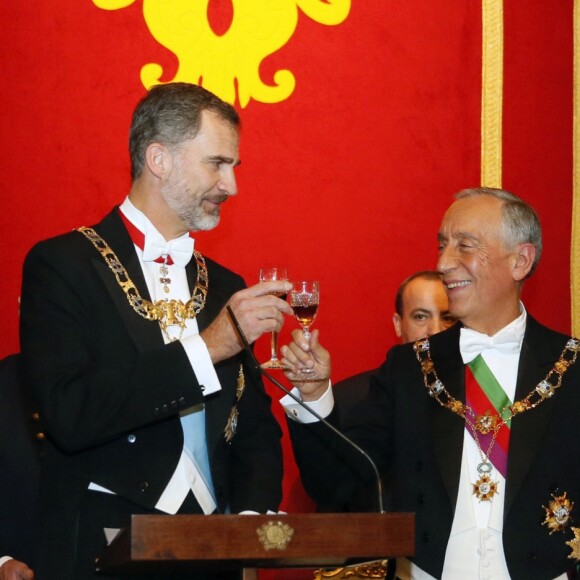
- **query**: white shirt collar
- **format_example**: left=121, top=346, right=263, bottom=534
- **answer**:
left=118, top=197, right=195, bottom=248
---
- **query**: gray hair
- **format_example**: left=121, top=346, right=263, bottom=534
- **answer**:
left=455, top=187, right=542, bottom=277
left=129, top=82, right=240, bottom=181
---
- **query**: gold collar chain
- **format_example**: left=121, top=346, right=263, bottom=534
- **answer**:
left=413, top=335, right=580, bottom=500
left=76, top=226, right=208, bottom=341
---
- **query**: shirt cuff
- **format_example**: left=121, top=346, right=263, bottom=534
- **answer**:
left=0, top=557, right=13, bottom=568
left=280, top=383, right=334, bottom=423
left=181, top=334, right=221, bottom=396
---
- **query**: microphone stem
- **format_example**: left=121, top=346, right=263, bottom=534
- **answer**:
left=226, top=306, right=385, bottom=514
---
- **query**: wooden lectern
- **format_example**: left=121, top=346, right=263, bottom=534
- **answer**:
left=96, top=512, right=414, bottom=579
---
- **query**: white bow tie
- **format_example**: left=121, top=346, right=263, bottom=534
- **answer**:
left=459, top=326, right=522, bottom=363
left=142, top=229, right=194, bottom=268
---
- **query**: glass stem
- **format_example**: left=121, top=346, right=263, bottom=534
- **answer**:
left=270, top=331, right=279, bottom=361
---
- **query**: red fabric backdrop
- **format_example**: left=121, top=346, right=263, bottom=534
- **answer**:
left=0, top=1, right=573, bottom=575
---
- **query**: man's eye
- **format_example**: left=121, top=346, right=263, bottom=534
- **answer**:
left=414, top=314, right=427, bottom=321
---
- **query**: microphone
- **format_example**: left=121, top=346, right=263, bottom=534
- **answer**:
left=226, top=306, right=385, bottom=514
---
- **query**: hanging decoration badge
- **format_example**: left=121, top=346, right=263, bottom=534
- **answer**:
left=472, top=468, right=498, bottom=502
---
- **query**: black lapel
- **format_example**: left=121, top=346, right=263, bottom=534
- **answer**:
left=88, top=208, right=164, bottom=353
left=504, top=316, right=568, bottom=518
left=428, top=323, right=466, bottom=507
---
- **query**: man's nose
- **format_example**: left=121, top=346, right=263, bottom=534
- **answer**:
left=437, top=244, right=456, bottom=274
left=219, top=168, right=238, bottom=197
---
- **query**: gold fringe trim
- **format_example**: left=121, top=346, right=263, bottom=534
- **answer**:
left=481, top=0, right=504, bottom=188
left=573, top=0, right=580, bottom=337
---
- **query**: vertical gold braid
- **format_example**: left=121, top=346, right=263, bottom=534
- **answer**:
left=481, top=2, right=579, bottom=337
left=573, top=0, right=580, bottom=337
left=481, top=0, right=504, bottom=188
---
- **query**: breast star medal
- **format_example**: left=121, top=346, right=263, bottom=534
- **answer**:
left=543, top=492, right=574, bottom=534
left=566, top=527, right=580, bottom=561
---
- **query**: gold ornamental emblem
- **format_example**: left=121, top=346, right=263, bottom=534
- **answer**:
left=92, top=0, right=351, bottom=108
left=224, top=365, right=245, bottom=443
left=257, top=521, right=294, bottom=551
left=224, top=407, right=239, bottom=443
left=448, top=400, right=465, bottom=415
left=510, top=400, right=529, bottom=415
left=315, top=560, right=389, bottom=578
left=474, top=410, right=498, bottom=435
left=236, top=365, right=245, bottom=399
left=543, top=493, right=574, bottom=534
left=566, top=527, right=580, bottom=560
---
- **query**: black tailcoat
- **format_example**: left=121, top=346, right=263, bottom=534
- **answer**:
left=20, top=209, right=283, bottom=578
left=289, top=319, right=580, bottom=579
left=0, top=354, right=42, bottom=566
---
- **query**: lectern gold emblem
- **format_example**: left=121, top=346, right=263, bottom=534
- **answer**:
left=257, top=521, right=294, bottom=550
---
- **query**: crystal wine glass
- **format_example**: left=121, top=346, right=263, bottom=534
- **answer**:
left=289, top=281, right=320, bottom=377
left=259, top=266, right=288, bottom=369
left=289, top=281, right=319, bottom=340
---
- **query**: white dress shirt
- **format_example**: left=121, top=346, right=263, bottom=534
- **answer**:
left=88, top=198, right=221, bottom=515
left=437, top=307, right=527, bottom=580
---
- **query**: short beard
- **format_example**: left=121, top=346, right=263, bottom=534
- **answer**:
left=161, top=179, right=221, bottom=232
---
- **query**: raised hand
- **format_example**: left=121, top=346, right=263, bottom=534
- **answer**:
left=201, top=280, right=292, bottom=364
left=281, top=329, right=331, bottom=401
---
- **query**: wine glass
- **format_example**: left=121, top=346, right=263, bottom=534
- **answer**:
left=290, top=279, right=319, bottom=330
left=289, top=281, right=320, bottom=377
left=259, top=267, right=288, bottom=369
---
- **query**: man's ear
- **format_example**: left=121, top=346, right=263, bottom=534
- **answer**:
left=512, top=242, right=536, bottom=281
left=144, top=143, right=172, bottom=179
left=393, top=313, right=402, bottom=338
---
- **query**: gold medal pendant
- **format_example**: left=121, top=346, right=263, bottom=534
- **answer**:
left=472, top=473, right=498, bottom=501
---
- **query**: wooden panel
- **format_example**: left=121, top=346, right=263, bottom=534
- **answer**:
left=96, top=513, right=414, bottom=575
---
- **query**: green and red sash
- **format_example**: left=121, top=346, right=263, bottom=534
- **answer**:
left=465, top=354, right=511, bottom=478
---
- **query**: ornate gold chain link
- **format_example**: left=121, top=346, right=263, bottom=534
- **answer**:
left=76, top=226, right=208, bottom=339
left=413, top=336, right=580, bottom=423
left=413, top=335, right=580, bottom=501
